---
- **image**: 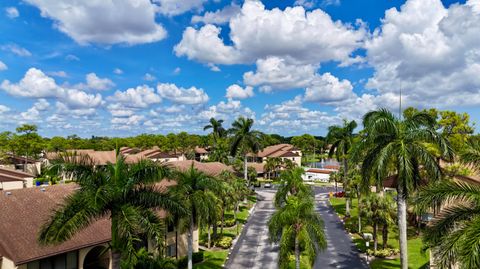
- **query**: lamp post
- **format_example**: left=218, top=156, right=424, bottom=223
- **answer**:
left=366, top=241, right=370, bottom=264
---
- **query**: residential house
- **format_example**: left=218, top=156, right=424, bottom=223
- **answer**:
left=194, top=147, right=210, bottom=161
left=0, top=167, right=34, bottom=190
left=302, top=168, right=334, bottom=182
left=250, top=144, right=302, bottom=167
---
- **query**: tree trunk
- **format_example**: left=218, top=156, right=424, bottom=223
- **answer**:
left=213, top=222, right=218, bottom=242
left=234, top=203, right=239, bottom=235
left=343, top=158, right=350, bottom=217
left=397, top=189, right=408, bottom=269
left=295, top=235, right=300, bottom=269
left=221, top=207, right=225, bottom=235
left=111, top=250, right=121, bottom=269
left=188, top=216, right=194, bottom=269
left=357, top=194, right=361, bottom=233
left=382, top=224, right=388, bottom=249
left=207, top=225, right=211, bottom=249
left=373, top=222, right=378, bottom=251
left=244, top=154, right=248, bottom=184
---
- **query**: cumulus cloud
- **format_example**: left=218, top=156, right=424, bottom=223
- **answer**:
left=108, top=85, right=161, bottom=108
left=85, top=73, right=114, bottom=90
left=157, top=83, right=209, bottom=105
left=113, top=68, right=123, bottom=75
left=175, top=1, right=365, bottom=66
left=244, top=57, right=318, bottom=91
left=191, top=3, right=241, bottom=24
left=0, top=105, right=10, bottom=114
left=48, top=71, right=68, bottom=77
left=304, top=73, right=355, bottom=103
left=143, top=73, right=156, bottom=81
left=25, top=0, right=167, bottom=45
left=0, top=68, right=103, bottom=110
left=5, top=7, right=19, bottom=18
left=1, top=44, right=31, bottom=57
left=365, top=0, right=480, bottom=107
left=0, top=60, right=7, bottom=71
left=226, top=84, right=254, bottom=99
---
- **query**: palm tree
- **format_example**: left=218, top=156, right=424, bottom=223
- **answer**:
left=268, top=193, right=327, bottom=269
left=264, top=157, right=277, bottom=180
left=415, top=137, right=480, bottom=268
left=275, top=167, right=309, bottom=208
left=326, top=119, right=357, bottom=217
left=230, top=117, right=262, bottom=184
left=39, top=152, right=186, bottom=268
left=361, top=109, right=453, bottom=269
left=203, top=117, right=226, bottom=143
left=172, top=165, right=221, bottom=269
left=360, top=194, right=396, bottom=251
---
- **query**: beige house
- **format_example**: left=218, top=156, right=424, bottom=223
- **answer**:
left=0, top=167, right=34, bottom=190
left=250, top=144, right=302, bottom=167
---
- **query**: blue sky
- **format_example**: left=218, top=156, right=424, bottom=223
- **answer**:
left=0, top=0, right=478, bottom=137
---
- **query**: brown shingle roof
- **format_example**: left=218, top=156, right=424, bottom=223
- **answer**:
left=0, top=184, right=111, bottom=265
left=0, top=167, right=34, bottom=178
left=194, top=147, right=209, bottom=154
left=247, top=163, right=265, bottom=173
left=256, top=144, right=294, bottom=158
left=167, top=160, right=233, bottom=176
left=306, top=168, right=333, bottom=174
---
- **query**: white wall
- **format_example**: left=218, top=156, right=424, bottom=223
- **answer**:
left=302, top=172, right=330, bottom=182
left=0, top=181, right=24, bottom=191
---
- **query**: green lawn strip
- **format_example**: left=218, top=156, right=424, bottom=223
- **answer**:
left=193, top=250, right=228, bottom=269
left=287, top=253, right=312, bottom=269
left=329, top=197, right=429, bottom=269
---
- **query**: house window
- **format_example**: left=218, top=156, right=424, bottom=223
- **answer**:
left=27, top=251, right=78, bottom=269
left=166, top=244, right=176, bottom=257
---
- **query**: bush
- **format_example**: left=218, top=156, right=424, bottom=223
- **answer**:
left=216, top=236, right=233, bottom=249
left=177, top=252, right=204, bottom=268
left=366, top=248, right=399, bottom=258
left=225, top=219, right=236, bottom=227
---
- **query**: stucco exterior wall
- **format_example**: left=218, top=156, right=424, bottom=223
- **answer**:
left=1, top=257, right=18, bottom=269
left=0, top=181, right=24, bottom=191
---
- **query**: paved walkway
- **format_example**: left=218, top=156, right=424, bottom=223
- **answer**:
left=226, top=189, right=278, bottom=269
left=314, top=186, right=368, bottom=269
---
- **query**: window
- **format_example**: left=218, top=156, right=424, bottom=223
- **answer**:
left=166, top=244, right=176, bottom=257
left=27, top=251, right=78, bottom=269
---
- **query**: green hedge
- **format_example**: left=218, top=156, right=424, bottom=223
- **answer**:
left=178, top=252, right=204, bottom=268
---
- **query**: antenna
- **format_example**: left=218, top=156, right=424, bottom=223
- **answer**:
left=399, top=87, right=402, bottom=119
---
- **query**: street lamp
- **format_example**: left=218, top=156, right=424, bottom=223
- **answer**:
left=366, top=241, right=370, bottom=264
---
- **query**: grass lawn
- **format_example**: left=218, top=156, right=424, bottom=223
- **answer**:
left=193, top=250, right=228, bottom=269
left=329, top=197, right=429, bottom=269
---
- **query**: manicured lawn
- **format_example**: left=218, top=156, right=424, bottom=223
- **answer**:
left=193, top=250, right=228, bottom=269
left=329, top=197, right=429, bottom=269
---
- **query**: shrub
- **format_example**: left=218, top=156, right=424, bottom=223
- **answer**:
left=177, top=252, right=204, bottom=268
left=366, top=248, right=399, bottom=258
left=216, top=236, right=233, bottom=249
left=225, top=219, right=236, bottom=227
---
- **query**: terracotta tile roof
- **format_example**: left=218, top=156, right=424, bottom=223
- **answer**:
left=306, top=168, right=333, bottom=174
left=278, top=151, right=300, bottom=158
left=247, top=162, right=265, bottom=173
left=256, top=144, right=294, bottom=158
left=167, top=160, right=233, bottom=176
left=194, top=147, right=209, bottom=154
left=0, top=184, right=111, bottom=265
left=0, top=167, right=34, bottom=178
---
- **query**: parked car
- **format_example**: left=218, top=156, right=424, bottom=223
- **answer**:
left=264, top=183, right=272, bottom=188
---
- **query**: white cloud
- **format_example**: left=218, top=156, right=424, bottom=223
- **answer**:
left=165, top=104, right=185, bottom=113
left=157, top=83, right=209, bottom=105
left=1, top=44, right=31, bottom=57
left=33, top=98, right=50, bottom=111
left=113, top=68, right=123, bottom=75
left=304, top=72, right=355, bottom=103
left=108, top=85, right=161, bottom=108
left=25, top=0, right=167, bottom=45
left=65, top=54, right=79, bottom=61
left=111, top=114, right=144, bottom=126
left=47, top=71, right=68, bottom=77
left=191, top=3, right=241, bottom=24
left=0, top=60, right=7, bottom=71
left=175, top=1, right=365, bottom=66
left=154, top=0, right=208, bottom=16
left=226, top=84, right=254, bottom=99
left=85, top=73, right=114, bottom=91
left=5, top=7, right=19, bottom=18
left=173, top=67, right=181, bottom=74
left=0, top=68, right=103, bottom=110
left=143, top=73, right=156, bottom=81
left=365, top=0, right=480, bottom=107
left=0, top=105, right=10, bottom=114
left=244, top=57, right=317, bottom=90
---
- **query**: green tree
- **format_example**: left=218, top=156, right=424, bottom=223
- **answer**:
left=275, top=167, right=309, bottom=208
left=361, top=108, right=453, bottom=269
left=264, top=157, right=282, bottom=180
left=360, top=194, right=396, bottom=251
left=172, top=165, right=221, bottom=269
left=230, top=117, right=262, bottom=184
left=203, top=118, right=226, bottom=144
left=326, top=120, right=357, bottom=217
left=39, top=153, right=186, bottom=268
left=268, top=193, right=326, bottom=269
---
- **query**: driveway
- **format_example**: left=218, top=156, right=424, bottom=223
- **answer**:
left=226, top=189, right=278, bottom=269
left=314, top=186, right=369, bottom=269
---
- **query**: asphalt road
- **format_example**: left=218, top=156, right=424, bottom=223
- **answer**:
left=314, top=186, right=369, bottom=269
left=226, top=189, right=278, bottom=269
left=226, top=186, right=368, bottom=269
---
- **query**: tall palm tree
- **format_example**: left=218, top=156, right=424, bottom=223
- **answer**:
left=268, top=193, right=327, bottom=269
left=415, top=137, right=480, bottom=268
left=275, top=167, right=309, bottom=208
left=203, top=118, right=225, bottom=143
left=39, top=152, right=186, bottom=269
left=326, top=119, right=357, bottom=216
left=361, top=109, right=453, bottom=269
left=230, top=117, right=262, bottom=183
left=172, top=165, right=221, bottom=269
